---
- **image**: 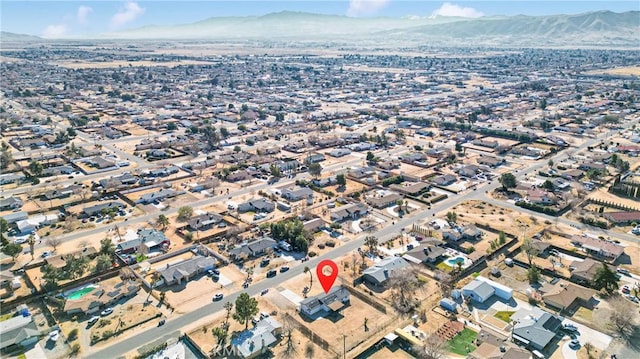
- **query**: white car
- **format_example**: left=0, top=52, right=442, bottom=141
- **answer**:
left=49, top=330, right=60, bottom=342
left=100, top=308, right=114, bottom=316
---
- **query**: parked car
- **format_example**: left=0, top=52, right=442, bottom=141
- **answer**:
left=213, top=293, right=224, bottom=301
left=266, top=270, right=277, bottom=278
left=158, top=319, right=166, bottom=326
left=260, top=259, right=270, bottom=267
left=100, top=308, right=114, bottom=316
left=207, top=269, right=220, bottom=277
left=569, top=339, right=580, bottom=349
left=48, top=330, right=60, bottom=342
left=562, top=323, right=578, bottom=332
left=621, top=285, right=630, bottom=294
left=41, top=251, right=54, bottom=258
left=279, top=266, right=290, bottom=273
left=616, top=268, right=630, bottom=276
left=87, top=316, right=100, bottom=326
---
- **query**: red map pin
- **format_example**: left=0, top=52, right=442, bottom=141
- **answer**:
left=316, top=259, right=338, bottom=294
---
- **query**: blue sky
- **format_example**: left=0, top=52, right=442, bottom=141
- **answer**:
left=1, top=1, right=638, bottom=38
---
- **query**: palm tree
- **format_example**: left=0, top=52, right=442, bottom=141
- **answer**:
left=28, top=234, right=36, bottom=260
left=212, top=327, right=226, bottom=345
left=223, top=302, right=233, bottom=331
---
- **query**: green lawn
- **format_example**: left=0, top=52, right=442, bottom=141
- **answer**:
left=494, top=311, right=516, bottom=322
left=436, top=260, right=452, bottom=272
left=447, top=328, right=478, bottom=355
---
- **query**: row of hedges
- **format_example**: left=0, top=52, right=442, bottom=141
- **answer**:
left=515, top=201, right=558, bottom=216
left=578, top=216, right=610, bottom=229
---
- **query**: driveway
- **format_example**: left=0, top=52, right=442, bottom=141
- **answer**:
left=562, top=318, right=612, bottom=350
left=561, top=340, right=578, bottom=359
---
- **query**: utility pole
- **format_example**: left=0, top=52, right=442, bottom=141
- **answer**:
left=343, top=334, right=346, bottom=359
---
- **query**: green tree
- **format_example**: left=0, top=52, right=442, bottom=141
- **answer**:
left=521, top=238, right=539, bottom=266
left=366, top=151, right=375, bottom=163
left=455, top=142, right=463, bottom=152
left=364, top=236, right=378, bottom=254
left=212, top=327, right=226, bottom=345
left=593, top=263, right=619, bottom=295
left=94, top=254, right=113, bottom=273
left=0, top=142, right=14, bottom=170
left=541, top=180, right=555, bottom=191
left=177, top=206, right=194, bottom=221
left=308, top=163, right=322, bottom=179
left=157, top=214, right=169, bottom=231
left=446, top=211, right=457, bottom=223
left=99, top=238, right=115, bottom=256
left=2, top=243, right=22, bottom=262
left=1, top=218, right=10, bottom=246
left=270, top=164, right=281, bottom=178
left=233, top=145, right=242, bottom=153
left=498, top=231, right=507, bottom=245
left=527, top=265, right=541, bottom=284
left=233, top=293, right=259, bottom=329
left=499, top=173, right=517, bottom=191
left=336, top=173, right=346, bottom=187
left=28, top=161, right=43, bottom=177
left=219, top=127, right=229, bottom=138
left=548, top=159, right=554, bottom=168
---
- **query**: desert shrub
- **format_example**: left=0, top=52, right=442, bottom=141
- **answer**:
left=317, top=243, right=325, bottom=249
left=325, top=240, right=336, bottom=247
left=308, top=251, right=317, bottom=257
left=68, top=328, right=78, bottom=341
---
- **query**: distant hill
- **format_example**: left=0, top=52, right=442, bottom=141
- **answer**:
left=105, top=10, right=639, bottom=47
left=0, top=31, right=42, bottom=42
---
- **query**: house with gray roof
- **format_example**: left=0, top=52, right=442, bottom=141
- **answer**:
left=116, top=229, right=170, bottom=254
left=188, top=213, right=224, bottom=231
left=135, top=188, right=183, bottom=204
left=281, top=187, right=314, bottom=202
left=229, top=238, right=277, bottom=260
left=81, top=201, right=125, bottom=218
left=511, top=307, right=563, bottom=351
left=0, top=197, right=22, bottom=211
left=237, top=198, right=275, bottom=213
left=0, top=173, right=25, bottom=185
left=0, top=313, right=40, bottom=350
left=330, top=203, right=368, bottom=222
left=157, top=255, right=216, bottom=286
left=362, top=257, right=409, bottom=286
left=403, top=243, right=446, bottom=264
left=231, top=317, right=283, bottom=359
left=300, top=285, right=350, bottom=318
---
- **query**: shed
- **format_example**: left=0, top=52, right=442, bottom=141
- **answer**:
left=440, top=298, right=457, bottom=313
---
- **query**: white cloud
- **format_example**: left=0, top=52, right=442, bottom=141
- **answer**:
left=42, top=24, right=68, bottom=38
left=77, top=6, right=93, bottom=24
left=347, top=0, right=391, bottom=17
left=431, top=2, right=484, bottom=18
left=110, top=1, right=145, bottom=28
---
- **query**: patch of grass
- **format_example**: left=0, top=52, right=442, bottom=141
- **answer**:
left=0, top=313, right=14, bottom=322
left=447, top=328, right=478, bottom=355
left=436, top=260, right=452, bottom=272
left=574, top=306, right=593, bottom=322
left=494, top=311, right=516, bottom=322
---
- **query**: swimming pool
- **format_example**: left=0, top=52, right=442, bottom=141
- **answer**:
left=446, top=256, right=466, bottom=266
left=66, top=285, right=98, bottom=300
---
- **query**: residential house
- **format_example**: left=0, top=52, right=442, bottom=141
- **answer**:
left=526, top=189, right=557, bottom=205
left=146, top=166, right=179, bottom=178
left=0, top=173, right=25, bottom=185
left=561, top=169, right=584, bottom=181
left=231, top=317, right=283, bottom=359
left=0, top=197, right=22, bottom=211
left=188, top=213, right=224, bottom=231
left=237, top=198, right=275, bottom=213
left=81, top=202, right=125, bottom=218
left=431, top=174, right=457, bottom=186
left=347, top=166, right=375, bottom=179
left=157, top=255, right=216, bottom=286
left=603, top=211, right=640, bottom=225
left=43, top=165, right=75, bottom=176
left=477, top=156, right=504, bottom=167
left=472, top=139, right=499, bottom=149
left=570, top=257, right=616, bottom=284
left=330, top=203, right=368, bottom=222
left=365, top=192, right=402, bottom=209
left=99, top=173, right=138, bottom=190
left=469, top=340, right=532, bottom=359
left=63, top=280, right=140, bottom=315
left=1, top=211, right=28, bottom=225
left=403, top=241, right=446, bottom=264
left=302, top=218, right=324, bottom=233
left=389, top=182, right=430, bottom=196
left=300, top=285, right=350, bottom=318
left=281, top=187, right=314, bottom=202
left=570, top=236, right=625, bottom=262
left=16, top=214, right=59, bottom=234
left=0, top=312, right=40, bottom=350
left=87, top=156, right=116, bottom=169
left=362, top=257, right=409, bottom=286
left=135, top=189, right=183, bottom=204
left=189, top=179, right=219, bottom=193
left=43, top=184, right=82, bottom=200
left=542, top=281, right=597, bottom=313
left=229, top=238, right=277, bottom=259
left=511, top=307, right=563, bottom=351
left=305, top=153, right=326, bottom=163
left=227, top=170, right=253, bottom=182
left=312, top=177, right=337, bottom=188
left=462, top=276, right=513, bottom=303
left=116, top=229, right=170, bottom=254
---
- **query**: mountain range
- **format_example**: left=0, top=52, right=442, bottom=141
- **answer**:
left=2, top=11, right=639, bottom=47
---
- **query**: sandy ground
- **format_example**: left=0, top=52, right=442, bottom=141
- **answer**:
left=586, top=66, right=640, bottom=77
